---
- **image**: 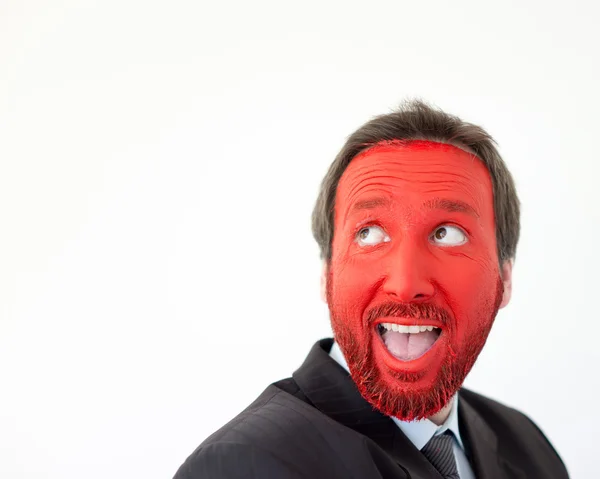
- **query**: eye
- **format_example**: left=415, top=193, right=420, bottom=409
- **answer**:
left=356, top=225, right=390, bottom=246
left=431, top=225, right=467, bottom=246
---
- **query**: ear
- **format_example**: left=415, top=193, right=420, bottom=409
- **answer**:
left=499, top=259, right=514, bottom=309
left=320, top=261, right=328, bottom=303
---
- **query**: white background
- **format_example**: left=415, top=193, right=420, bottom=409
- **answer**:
left=1, top=1, right=598, bottom=478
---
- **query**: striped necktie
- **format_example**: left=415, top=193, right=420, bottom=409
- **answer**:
left=420, top=431, right=460, bottom=479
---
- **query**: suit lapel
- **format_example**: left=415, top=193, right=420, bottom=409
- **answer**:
left=292, top=339, right=397, bottom=453
left=292, top=339, right=446, bottom=479
left=459, top=391, right=526, bottom=479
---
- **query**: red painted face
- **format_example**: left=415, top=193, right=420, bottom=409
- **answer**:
left=327, top=140, right=504, bottom=421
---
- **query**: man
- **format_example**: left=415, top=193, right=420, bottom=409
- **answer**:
left=174, top=101, right=569, bottom=478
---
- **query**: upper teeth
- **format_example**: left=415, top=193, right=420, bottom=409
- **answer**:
left=379, top=323, right=439, bottom=334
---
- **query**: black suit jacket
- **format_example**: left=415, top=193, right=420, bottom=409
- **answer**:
left=174, top=339, right=568, bottom=478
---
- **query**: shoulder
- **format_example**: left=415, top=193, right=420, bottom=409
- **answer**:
left=460, top=388, right=569, bottom=476
left=174, top=442, right=306, bottom=479
left=200, top=380, right=323, bottom=448
left=173, top=381, right=341, bottom=479
left=460, top=387, right=534, bottom=424
left=460, top=387, right=554, bottom=439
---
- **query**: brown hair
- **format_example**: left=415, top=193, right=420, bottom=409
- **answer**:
left=311, top=100, right=520, bottom=264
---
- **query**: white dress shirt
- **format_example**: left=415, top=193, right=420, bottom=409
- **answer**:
left=329, top=341, right=475, bottom=479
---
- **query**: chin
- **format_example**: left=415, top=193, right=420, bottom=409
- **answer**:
left=335, top=325, right=487, bottom=421
left=364, top=343, right=459, bottom=420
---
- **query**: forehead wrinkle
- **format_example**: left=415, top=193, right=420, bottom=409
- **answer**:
left=346, top=162, right=480, bottom=185
left=341, top=157, right=489, bottom=190
left=340, top=183, right=396, bottom=223
left=341, top=172, right=398, bottom=199
left=341, top=171, right=482, bottom=208
left=342, top=153, right=482, bottom=183
left=339, top=179, right=487, bottom=227
left=337, top=150, right=494, bottom=225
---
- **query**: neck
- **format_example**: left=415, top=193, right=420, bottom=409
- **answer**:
left=428, top=398, right=453, bottom=425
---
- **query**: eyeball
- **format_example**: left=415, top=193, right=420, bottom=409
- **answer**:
left=431, top=225, right=467, bottom=246
left=356, top=226, right=390, bottom=246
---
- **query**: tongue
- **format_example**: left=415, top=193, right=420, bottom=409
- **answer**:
left=382, top=330, right=439, bottom=361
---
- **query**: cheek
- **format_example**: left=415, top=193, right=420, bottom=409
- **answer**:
left=329, top=256, right=382, bottom=323
left=437, top=255, right=499, bottom=339
left=442, top=259, right=497, bottom=300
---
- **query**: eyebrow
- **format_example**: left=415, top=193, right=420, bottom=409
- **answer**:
left=350, top=197, right=391, bottom=212
left=423, top=197, right=480, bottom=218
left=348, top=196, right=479, bottom=218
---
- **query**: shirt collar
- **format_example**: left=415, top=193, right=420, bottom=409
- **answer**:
left=329, top=341, right=465, bottom=451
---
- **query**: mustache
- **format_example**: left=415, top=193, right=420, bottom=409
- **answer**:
left=364, top=301, right=451, bottom=326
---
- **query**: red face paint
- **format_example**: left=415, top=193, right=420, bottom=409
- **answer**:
left=327, top=141, right=504, bottom=421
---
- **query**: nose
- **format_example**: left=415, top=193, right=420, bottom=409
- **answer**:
left=381, top=242, right=435, bottom=303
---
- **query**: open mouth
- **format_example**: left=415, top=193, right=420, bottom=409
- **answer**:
left=376, top=322, right=442, bottom=361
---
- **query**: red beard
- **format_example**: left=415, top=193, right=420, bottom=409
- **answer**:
left=327, top=275, right=504, bottom=421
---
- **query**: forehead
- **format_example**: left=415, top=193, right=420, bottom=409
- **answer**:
left=336, top=141, right=494, bottom=215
